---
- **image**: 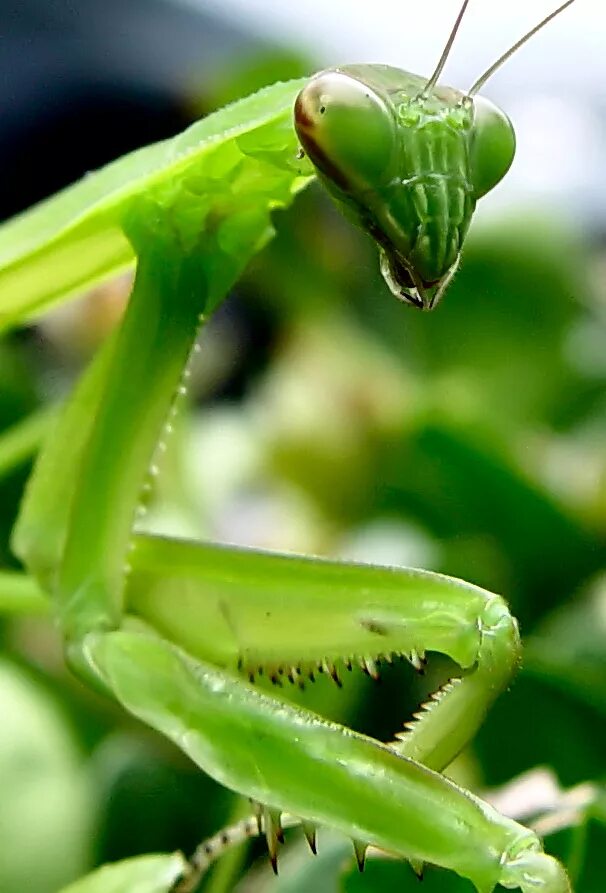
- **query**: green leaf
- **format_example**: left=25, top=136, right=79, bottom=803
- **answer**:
left=525, top=577, right=606, bottom=715
left=59, top=853, right=186, bottom=893
left=0, top=660, right=92, bottom=893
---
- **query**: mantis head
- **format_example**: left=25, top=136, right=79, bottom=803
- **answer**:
left=294, top=0, right=576, bottom=309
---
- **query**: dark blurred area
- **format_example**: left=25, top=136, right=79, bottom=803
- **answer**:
left=0, top=2, right=604, bottom=892
left=0, top=0, right=251, bottom=217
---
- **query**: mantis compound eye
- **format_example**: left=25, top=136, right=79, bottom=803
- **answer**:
left=470, top=95, right=516, bottom=199
left=294, top=70, right=398, bottom=193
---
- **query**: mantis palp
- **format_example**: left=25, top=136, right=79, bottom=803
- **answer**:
left=0, top=1, right=578, bottom=891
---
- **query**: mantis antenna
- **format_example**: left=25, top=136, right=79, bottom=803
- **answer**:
left=422, top=0, right=471, bottom=95
left=469, top=0, right=577, bottom=96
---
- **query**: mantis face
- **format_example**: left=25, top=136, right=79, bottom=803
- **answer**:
left=295, top=65, right=515, bottom=309
left=295, top=0, right=576, bottom=310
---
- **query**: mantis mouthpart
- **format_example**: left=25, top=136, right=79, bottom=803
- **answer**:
left=0, top=2, right=578, bottom=891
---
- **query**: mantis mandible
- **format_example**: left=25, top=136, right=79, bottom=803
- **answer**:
left=0, top=1, right=578, bottom=891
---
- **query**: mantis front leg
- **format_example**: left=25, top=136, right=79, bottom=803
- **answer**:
left=13, top=191, right=569, bottom=893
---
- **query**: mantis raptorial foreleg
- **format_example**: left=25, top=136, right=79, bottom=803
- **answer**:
left=3, top=3, right=580, bottom=892
left=12, top=191, right=568, bottom=892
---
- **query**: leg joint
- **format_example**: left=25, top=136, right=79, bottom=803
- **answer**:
left=477, top=596, right=522, bottom=684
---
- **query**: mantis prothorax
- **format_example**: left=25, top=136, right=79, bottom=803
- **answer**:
left=0, top=1, right=577, bottom=891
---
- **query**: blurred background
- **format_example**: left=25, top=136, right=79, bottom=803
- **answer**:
left=0, top=1, right=605, bottom=891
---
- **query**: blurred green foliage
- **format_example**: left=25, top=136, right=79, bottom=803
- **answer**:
left=0, top=50, right=604, bottom=893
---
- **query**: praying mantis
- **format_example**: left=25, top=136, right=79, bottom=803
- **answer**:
left=0, top=0, right=580, bottom=890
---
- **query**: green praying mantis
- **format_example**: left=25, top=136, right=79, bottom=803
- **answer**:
left=0, top=0, right=580, bottom=890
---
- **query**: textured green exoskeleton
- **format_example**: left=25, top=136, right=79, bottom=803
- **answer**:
left=295, top=66, right=514, bottom=308
left=0, top=2, right=577, bottom=892
left=294, top=0, right=575, bottom=310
